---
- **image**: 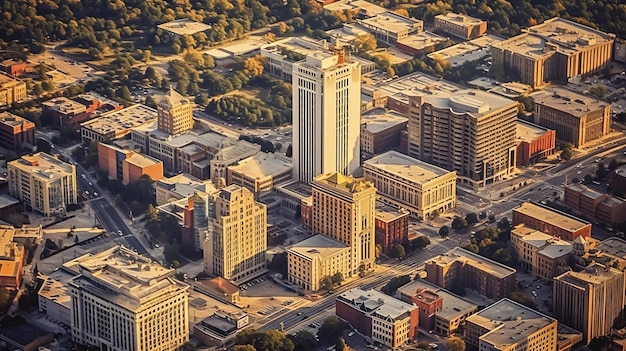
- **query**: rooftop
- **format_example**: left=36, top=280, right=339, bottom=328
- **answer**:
left=595, top=237, right=626, bottom=260
left=313, top=172, right=375, bottom=194
left=38, top=275, right=71, bottom=307
left=428, top=34, right=504, bottom=67
left=513, top=202, right=590, bottom=232
left=532, top=87, right=608, bottom=117
left=361, top=108, right=408, bottom=134
left=323, top=0, right=387, bottom=16
left=489, top=82, right=533, bottom=98
left=371, top=72, right=462, bottom=104
left=0, top=194, right=19, bottom=209
left=375, top=202, right=409, bottom=222
left=228, top=153, right=292, bottom=179
left=435, top=12, right=486, bottom=26
left=427, top=247, right=516, bottom=279
left=158, top=86, right=191, bottom=108
left=357, top=12, right=422, bottom=35
left=364, top=151, right=454, bottom=185
left=0, top=112, right=34, bottom=128
left=9, top=152, right=74, bottom=181
left=467, top=298, right=556, bottom=348
left=396, top=31, right=447, bottom=50
left=419, top=88, right=517, bottom=118
left=512, top=225, right=572, bottom=258
left=124, top=153, right=162, bottom=168
left=157, top=19, right=212, bottom=36
left=81, top=104, right=157, bottom=139
left=0, top=323, right=52, bottom=348
left=396, top=279, right=477, bottom=321
left=338, top=288, right=416, bottom=321
left=42, top=97, right=87, bottom=114
left=556, top=265, right=623, bottom=287
left=516, top=120, right=551, bottom=142
left=289, top=234, right=348, bottom=260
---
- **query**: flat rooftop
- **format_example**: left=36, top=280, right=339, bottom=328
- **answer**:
left=513, top=202, right=590, bottom=232
left=0, top=112, right=34, bottom=127
left=556, top=265, right=622, bottom=286
left=364, top=151, right=453, bottom=185
left=228, top=153, right=292, bottom=179
left=595, top=237, right=626, bottom=259
left=323, top=0, right=387, bottom=16
left=38, top=275, right=71, bottom=307
left=427, top=247, right=516, bottom=279
left=361, top=108, right=408, bottom=134
left=289, top=234, right=348, bottom=260
left=0, top=194, right=19, bottom=209
left=313, top=172, right=375, bottom=194
left=532, top=87, right=608, bottom=117
left=372, top=72, right=463, bottom=105
left=397, top=279, right=477, bottom=321
left=418, top=88, right=517, bottom=118
left=397, top=31, right=447, bottom=50
left=436, top=12, right=485, bottom=27
left=338, top=288, right=416, bottom=320
left=9, top=152, right=74, bottom=180
left=358, top=12, right=422, bottom=35
left=428, top=34, right=504, bottom=67
left=42, top=96, right=87, bottom=114
left=125, top=153, right=162, bottom=168
left=276, top=180, right=313, bottom=198
left=375, top=202, right=408, bottom=222
left=467, top=298, right=556, bottom=348
left=82, top=104, right=157, bottom=138
left=516, top=120, right=550, bottom=142
left=489, top=82, right=533, bottom=99
left=157, top=19, right=212, bottom=36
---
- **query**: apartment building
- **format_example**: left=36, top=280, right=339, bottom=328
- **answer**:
left=312, top=172, right=377, bottom=276
left=287, top=234, right=351, bottom=291
left=512, top=202, right=592, bottom=241
left=157, top=86, right=193, bottom=135
left=533, top=88, right=611, bottom=147
left=0, top=72, right=26, bottom=106
left=68, top=246, right=190, bottom=351
left=8, top=153, right=77, bottom=216
left=360, top=108, right=408, bottom=160
left=396, top=279, right=477, bottom=336
left=515, top=120, right=556, bottom=167
left=203, top=185, right=267, bottom=284
left=81, top=104, right=157, bottom=143
left=364, top=151, right=456, bottom=220
left=0, top=225, right=25, bottom=289
left=375, top=203, right=409, bottom=254
left=408, top=89, right=518, bottom=189
left=227, top=153, right=292, bottom=200
left=491, top=17, right=615, bottom=88
left=355, top=12, right=423, bottom=45
left=553, top=264, right=626, bottom=343
left=564, top=184, right=626, bottom=226
left=425, top=247, right=516, bottom=300
left=97, top=143, right=163, bottom=185
left=336, top=288, right=418, bottom=349
left=465, top=298, right=558, bottom=350
left=0, top=112, right=35, bottom=153
left=434, top=13, right=487, bottom=40
left=511, top=225, right=572, bottom=280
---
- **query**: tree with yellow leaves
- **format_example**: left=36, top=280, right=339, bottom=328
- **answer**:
left=243, top=55, right=267, bottom=77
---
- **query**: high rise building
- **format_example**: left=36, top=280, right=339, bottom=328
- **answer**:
left=203, top=185, right=267, bottom=284
left=292, top=51, right=361, bottom=183
left=408, top=89, right=518, bottom=189
left=553, top=265, right=626, bottom=343
left=8, top=153, right=77, bottom=216
left=311, top=172, right=377, bottom=276
left=157, top=86, right=194, bottom=135
left=68, top=246, right=189, bottom=351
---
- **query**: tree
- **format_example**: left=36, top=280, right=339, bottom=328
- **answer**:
left=335, top=337, right=347, bottom=351
left=412, top=236, right=431, bottom=250
left=36, top=138, right=52, bottom=153
left=465, top=212, right=478, bottom=225
left=391, top=243, right=406, bottom=259
left=381, top=275, right=411, bottom=296
left=431, top=209, right=440, bottom=219
left=268, top=252, right=288, bottom=278
left=318, top=316, right=348, bottom=345
left=589, top=85, right=606, bottom=99
left=235, top=329, right=294, bottom=351
left=234, top=345, right=257, bottom=351
left=290, top=330, right=317, bottom=351
left=320, top=276, right=334, bottom=291
left=584, top=174, right=594, bottom=184
left=331, top=272, right=344, bottom=285
left=439, top=226, right=450, bottom=237
left=508, top=291, right=537, bottom=309
left=445, top=337, right=466, bottom=351
left=353, top=34, right=377, bottom=53
left=452, top=216, right=468, bottom=230
left=171, top=260, right=181, bottom=269
left=596, top=162, right=607, bottom=180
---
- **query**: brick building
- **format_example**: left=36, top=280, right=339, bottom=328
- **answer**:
left=0, top=112, right=35, bottom=153
left=515, top=120, right=556, bottom=167
left=97, top=143, right=163, bottom=185
left=374, top=203, right=409, bottom=254
left=42, top=97, right=89, bottom=127
left=0, top=59, right=27, bottom=77
left=564, top=184, right=626, bottom=226
left=512, top=202, right=592, bottom=241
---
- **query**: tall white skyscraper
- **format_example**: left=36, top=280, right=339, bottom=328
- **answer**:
left=292, top=50, right=361, bottom=183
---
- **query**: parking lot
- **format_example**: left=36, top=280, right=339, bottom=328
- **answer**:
left=516, top=272, right=553, bottom=315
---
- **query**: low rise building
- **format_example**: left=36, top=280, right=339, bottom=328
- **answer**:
left=42, top=97, right=89, bottom=127
left=193, top=310, right=249, bottom=348
left=155, top=174, right=215, bottom=206
left=510, top=225, right=572, bottom=280
left=0, top=72, right=26, bottom=106
left=396, top=31, right=448, bottom=56
left=515, top=120, right=556, bottom=167
left=355, top=12, right=423, bottom=45
left=227, top=153, right=292, bottom=199
left=81, top=104, right=157, bottom=143
left=608, top=165, right=626, bottom=197
left=363, top=151, right=456, bottom=219
left=287, top=234, right=350, bottom=291
left=0, top=59, right=27, bottom=77
left=157, top=18, right=212, bottom=37
left=38, top=275, right=71, bottom=326
left=425, top=247, right=516, bottom=300
left=0, top=225, right=25, bottom=289
left=97, top=143, right=163, bottom=185
left=512, top=202, right=592, bottom=241
left=0, top=323, right=54, bottom=351
left=360, top=108, right=408, bottom=160
left=8, top=153, right=77, bottom=216
left=428, top=35, right=504, bottom=68
left=375, top=203, right=409, bottom=254
left=533, top=87, right=611, bottom=147
left=336, top=288, right=418, bottom=349
left=465, top=298, right=558, bottom=350
left=0, top=112, right=35, bottom=153
left=564, top=184, right=626, bottom=226
left=434, top=13, right=487, bottom=40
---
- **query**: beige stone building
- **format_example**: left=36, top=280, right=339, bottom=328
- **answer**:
left=0, top=72, right=27, bottom=106
left=203, top=185, right=267, bottom=284
left=227, top=153, right=292, bottom=199
left=408, top=89, right=518, bottom=189
left=312, top=172, right=377, bottom=276
left=8, top=153, right=77, bottom=216
left=287, top=234, right=351, bottom=291
left=510, top=225, right=572, bottom=280
left=465, top=298, right=558, bottom=351
left=491, top=17, right=615, bottom=88
left=533, top=87, right=611, bottom=147
left=434, top=13, right=487, bottom=40
left=363, top=151, right=456, bottom=220
left=360, top=108, right=408, bottom=160
left=157, top=86, right=194, bottom=135
left=553, top=265, right=626, bottom=343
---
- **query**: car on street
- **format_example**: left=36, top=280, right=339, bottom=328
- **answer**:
left=297, top=312, right=303, bottom=315
left=117, top=230, right=123, bottom=236
left=348, top=331, right=355, bottom=337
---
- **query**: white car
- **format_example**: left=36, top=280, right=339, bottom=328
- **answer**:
left=117, top=230, right=123, bottom=236
left=348, top=331, right=355, bottom=337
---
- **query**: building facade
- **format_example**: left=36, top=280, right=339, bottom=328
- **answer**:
left=0, top=225, right=25, bottom=289
left=533, top=88, right=611, bottom=147
left=375, top=203, right=409, bottom=254
left=292, top=52, right=361, bottom=183
left=355, top=12, right=423, bottom=45
left=0, top=112, right=35, bottom=153
left=425, top=247, right=516, bottom=300
left=157, top=87, right=194, bottom=135
left=434, top=13, right=487, bottom=40
left=336, top=288, right=418, bottom=349
left=8, top=153, right=77, bottom=216
left=553, top=265, right=626, bottom=343
left=363, top=151, right=457, bottom=219
left=515, top=120, right=556, bottom=167
left=408, top=89, right=518, bottom=189
left=510, top=225, right=572, bottom=280
left=226, top=153, right=292, bottom=200
left=42, top=97, right=89, bottom=127
left=0, top=59, right=27, bottom=77
left=81, top=104, right=157, bottom=143
left=0, top=72, right=26, bottom=106
left=97, top=143, right=163, bottom=185
left=512, top=202, right=592, bottom=241
left=312, top=172, right=377, bottom=276
left=203, top=185, right=267, bottom=284
left=69, top=246, right=189, bottom=351
left=564, top=184, right=626, bottom=226
left=360, top=108, right=408, bottom=160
